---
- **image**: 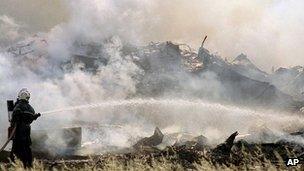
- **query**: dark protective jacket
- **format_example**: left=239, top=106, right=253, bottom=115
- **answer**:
left=11, top=99, right=39, bottom=145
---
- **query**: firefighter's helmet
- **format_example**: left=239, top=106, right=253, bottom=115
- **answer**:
left=18, top=88, right=31, bottom=101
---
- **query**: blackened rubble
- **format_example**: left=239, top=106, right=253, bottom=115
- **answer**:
left=123, top=128, right=304, bottom=168
left=6, top=37, right=304, bottom=111
left=132, top=41, right=304, bottom=111
left=209, top=131, right=239, bottom=164
left=133, top=127, right=164, bottom=149
left=2, top=127, right=304, bottom=169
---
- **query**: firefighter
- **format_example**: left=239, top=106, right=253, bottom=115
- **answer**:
left=10, top=88, right=41, bottom=168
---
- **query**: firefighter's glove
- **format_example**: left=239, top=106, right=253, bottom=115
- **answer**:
left=34, top=113, right=41, bottom=119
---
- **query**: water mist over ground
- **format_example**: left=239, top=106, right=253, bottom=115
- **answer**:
left=37, top=98, right=304, bottom=152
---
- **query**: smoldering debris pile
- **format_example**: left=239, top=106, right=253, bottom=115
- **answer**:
left=127, top=127, right=304, bottom=166
left=5, top=36, right=304, bottom=112
left=1, top=36, right=304, bottom=169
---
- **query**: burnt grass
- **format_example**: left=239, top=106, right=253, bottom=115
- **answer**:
left=2, top=130, right=304, bottom=170
left=26, top=140, right=304, bottom=170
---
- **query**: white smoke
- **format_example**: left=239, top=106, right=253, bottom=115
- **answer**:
left=54, top=0, right=304, bottom=71
left=0, top=15, right=25, bottom=47
left=2, top=0, right=304, bottom=70
left=1, top=0, right=304, bottom=153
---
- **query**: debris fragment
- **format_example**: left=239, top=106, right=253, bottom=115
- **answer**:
left=133, top=127, right=164, bottom=149
left=210, top=131, right=238, bottom=164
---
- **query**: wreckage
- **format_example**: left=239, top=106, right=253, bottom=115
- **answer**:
left=1, top=126, right=303, bottom=169
left=71, top=40, right=304, bottom=111
left=4, top=35, right=304, bottom=111
left=1, top=36, right=304, bottom=169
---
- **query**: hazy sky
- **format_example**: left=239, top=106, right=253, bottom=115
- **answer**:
left=1, top=0, right=304, bottom=71
left=0, top=0, right=67, bottom=32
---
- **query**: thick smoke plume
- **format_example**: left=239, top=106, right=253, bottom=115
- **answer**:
left=0, top=0, right=304, bottom=152
left=1, top=0, right=304, bottom=70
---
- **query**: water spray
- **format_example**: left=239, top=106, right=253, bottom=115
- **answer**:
left=40, top=99, right=247, bottom=115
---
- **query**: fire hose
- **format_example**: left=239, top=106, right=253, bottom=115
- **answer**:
left=0, top=125, right=16, bottom=153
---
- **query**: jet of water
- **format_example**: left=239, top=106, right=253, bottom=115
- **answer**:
left=41, top=99, right=247, bottom=115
